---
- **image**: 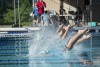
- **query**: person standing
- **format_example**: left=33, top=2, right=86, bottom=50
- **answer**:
left=36, top=0, right=46, bottom=16
left=59, top=6, right=67, bottom=25
left=36, top=0, right=46, bottom=24
left=33, top=4, right=38, bottom=26
left=74, top=6, right=82, bottom=26
left=41, top=10, right=50, bottom=26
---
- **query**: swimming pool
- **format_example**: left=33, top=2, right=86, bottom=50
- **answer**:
left=0, top=26, right=100, bottom=67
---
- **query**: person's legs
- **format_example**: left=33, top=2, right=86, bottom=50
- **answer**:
left=38, top=14, right=41, bottom=26
left=58, top=28, right=66, bottom=38
left=77, top=28, right=89, bottom=35
left=65, top=28, right=88, bottom=50
left=34, top=16, right=38, bottom=26
left=62, top=25, right=71, bottom=39
left=75, top=34, right=92, bottom=45
left=57, top=24, right=71, bottom=39
left=44, top=21, right=49, bottom=26
left=41, top=20, right=44, bottom=26
left=56, top=24, right=64, bottom=33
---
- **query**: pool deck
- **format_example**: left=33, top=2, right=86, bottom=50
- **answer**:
left=0, top=25, right=100, bottom=32
left=0, top=27, right=40, bottom=38
left=0, top=26, right=100, bottom=31
left=73, top=26, right=100, bottom=30
left=0, top=27, right=40, bottom=32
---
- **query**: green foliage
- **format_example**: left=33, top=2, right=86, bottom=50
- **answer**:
left=3, top=9, right=14, bottom=24
left=21, top=22, right=32, bottom=26
left=0, top=0, right=32, bottom=26
left=20, top=0, right=32, bottom=22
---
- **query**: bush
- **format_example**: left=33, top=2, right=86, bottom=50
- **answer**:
left=21, top=22, right=32, bottom=26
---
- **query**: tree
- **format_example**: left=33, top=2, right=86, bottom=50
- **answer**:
left=0, top=0, right=32, bottom=26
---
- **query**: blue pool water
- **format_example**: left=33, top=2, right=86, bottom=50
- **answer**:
left=0, top=26, right=100, bottom=67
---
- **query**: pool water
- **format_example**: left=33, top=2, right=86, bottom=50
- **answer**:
left=0, top=26, right=100, bottom=67
left=0, top=39, right=29, bottom=67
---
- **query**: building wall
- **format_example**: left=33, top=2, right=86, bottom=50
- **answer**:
left=63, top=0, right=100, bottom=22
left=92, top=0, right=100, bottom=22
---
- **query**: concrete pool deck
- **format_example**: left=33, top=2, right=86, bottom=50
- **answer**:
left=0, top=26, right=100, bottom=33
left=0, top=27, right=40, bottom=32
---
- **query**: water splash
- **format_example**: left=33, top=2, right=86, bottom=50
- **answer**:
left=29, top=26, right=60, bottom=57
left=28, top=25, right=92, bottom=67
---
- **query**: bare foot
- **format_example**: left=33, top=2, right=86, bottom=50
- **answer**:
left=78, top=28, right=89, bottom=35
left=61, top=25, right=72, bottom=39
left=82, top=34, right=92, bottom=40
left=56, top=24, right=64, bottom=33
left=75, top=34, right=92, bottom=45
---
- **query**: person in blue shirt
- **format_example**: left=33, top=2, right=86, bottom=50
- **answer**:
left=40, top=10, right=51, bottom=26
left=33, top=4, right=38, bottom=26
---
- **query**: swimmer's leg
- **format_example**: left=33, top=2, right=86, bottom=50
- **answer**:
left=62, top=25, right=72, bottom=39
left=75, top=34, right=92, bottom=45
left=56, top=24, right=64, bottom=33
left=58, top=29, right=66, bottom=38
left=78, top=28, right=89, bottom=35
left=65, top=28, right=89, bottom=50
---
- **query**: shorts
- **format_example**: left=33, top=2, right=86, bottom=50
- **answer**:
left=34, top=16, right=38, bottom=20
left=37, top=14, right=42, bottom=23
left=41, top=21, right=49, bottom=26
